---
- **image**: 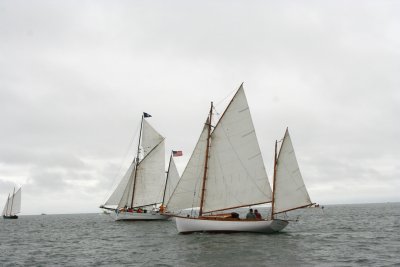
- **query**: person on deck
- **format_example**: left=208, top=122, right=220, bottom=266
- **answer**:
left=254, top=209, right=262, bottom=220
left=246, top=208, right=256, bottom=219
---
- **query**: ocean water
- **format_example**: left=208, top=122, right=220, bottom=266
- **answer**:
left=1, top=203, right=399, bottom=266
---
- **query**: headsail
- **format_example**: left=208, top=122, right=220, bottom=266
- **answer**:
left=272, top=129, right=312, bottom=214
left=166, top=124, right=209, bottom=213
left=2, top=195, right=10, bottom=216
left=163, top=155, right=181, bottom=205
left=204, top=85, right=272, bottom=213
left=104, top=164, right=135, bottom=208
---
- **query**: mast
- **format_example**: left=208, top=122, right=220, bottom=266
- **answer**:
left=271, top=140, right=278, bottom=219
left=162, top=152, right=173, bottom=206
left=199, top=102, right=213, bottom=216
left=10, top=187, right=15, bottom=216
left=130, top=115, right=144, bottom=208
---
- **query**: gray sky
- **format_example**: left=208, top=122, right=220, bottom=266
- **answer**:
left=1, top=0, right=399, bottom=215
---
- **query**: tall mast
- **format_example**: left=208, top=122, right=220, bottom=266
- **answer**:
left=10, top=187, right=15, bottom=216
left=271, top=140, right=278, bottom=219
left=199, top=102, right=213, bottom=216
left=130, top=115, right=144, bottom=208
left=162, top=152, right=173, bottom=206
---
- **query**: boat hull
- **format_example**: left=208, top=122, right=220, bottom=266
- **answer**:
left=175, top=217, right=288, bottom=234
left=110, top=211, right=169, bottom=221
left=3, top=215, right=18, bottom=219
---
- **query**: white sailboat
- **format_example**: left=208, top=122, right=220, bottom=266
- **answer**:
left=165, top=84, right=313, bottom=233
left=2, top=187, right=21, bottom=219
left=101, top=113, right=169, bottom=221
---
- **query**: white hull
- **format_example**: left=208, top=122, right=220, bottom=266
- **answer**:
left=175, top=217, right=289, bottom=234
left=109, top=211, right=169, bottom=221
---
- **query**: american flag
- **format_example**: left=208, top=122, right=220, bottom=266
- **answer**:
left=172, top=150, right=183, bottom=157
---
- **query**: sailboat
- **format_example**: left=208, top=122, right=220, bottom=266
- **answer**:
left=100, top=113, right=170, bottom=221
left=2, top=187, right=22, bottom=219
left=165, top=84, right=313, bottom=233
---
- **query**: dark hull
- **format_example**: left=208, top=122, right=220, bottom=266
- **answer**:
left=3, top=215, right=18, bottom=219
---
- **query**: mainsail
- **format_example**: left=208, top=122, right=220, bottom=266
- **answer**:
left=103, top=116, right=165, bottom=209
left=272, top=129, right=312, bottom=214
left=133, top=139, right=165, bottom=207
left=167, top=85, right=272, bottom=214
left=204, top=86, right=272, bottom=213
left=2, top=188, right=21, bottom=216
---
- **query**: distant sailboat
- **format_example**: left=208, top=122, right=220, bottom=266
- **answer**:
left=165, top=84, right=313, bottom=233
left=2, top=187, right=21, bottom=219
left=100, top=113, right=169, bottom=221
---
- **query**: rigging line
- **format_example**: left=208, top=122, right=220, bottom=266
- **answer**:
left=214, top=87, right=238, bottom=108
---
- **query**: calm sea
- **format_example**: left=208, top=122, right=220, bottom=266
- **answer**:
left=1, top=203, right=399, bottom=266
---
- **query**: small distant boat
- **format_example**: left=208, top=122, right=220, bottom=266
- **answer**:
left=2, top=187, right=21, bottom=219
left=165, top=84, right=313, bottom=234
left=101, top=113, right=179, bottom=221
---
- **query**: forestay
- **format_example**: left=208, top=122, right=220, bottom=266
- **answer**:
left=273, top=129, right=312, bottom=214
left=204, top=86, right=272, bottom=213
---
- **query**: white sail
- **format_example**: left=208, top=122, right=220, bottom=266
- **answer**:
left=204, top=86, right=272, bottom=213
left=273, top=129, right=312, bottom=214
left=2, top=195, right=10, bottom=216
left=6, top=196, right=12, bottom=215
left=132, top=139, right=165, bottom=207
left=142, top=119, right=164, bottom=157
left=104, top=164, right=135, bottom=207
left=166, top=124, right=209, bottom=213
left=117, top=166, right=136, bottom=208
left=163, top=156, right=181, bottom=205
left=11, top=188, right=21, bottom=214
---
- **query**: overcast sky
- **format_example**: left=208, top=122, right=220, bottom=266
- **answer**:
left=1, top=0, right=399, bottom=215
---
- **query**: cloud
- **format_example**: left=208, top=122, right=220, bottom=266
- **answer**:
left=0, top=0, right=399, bottom=214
